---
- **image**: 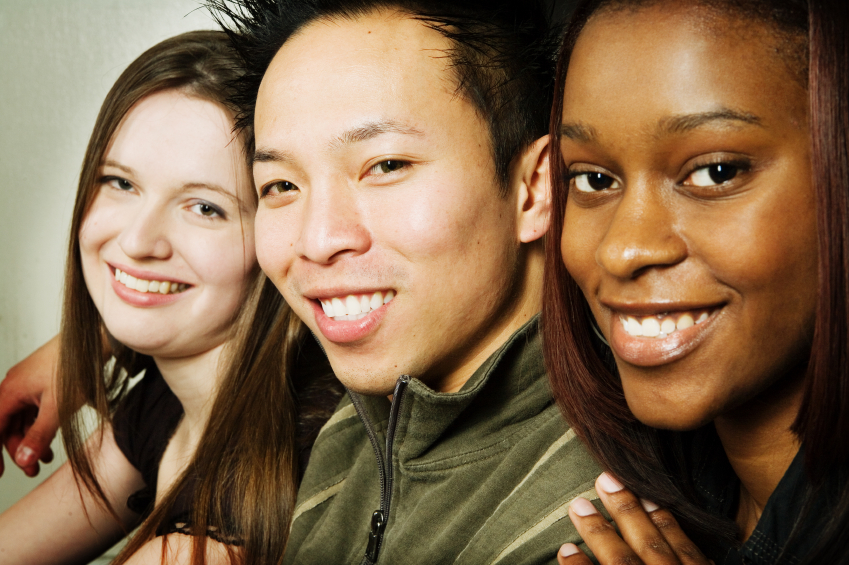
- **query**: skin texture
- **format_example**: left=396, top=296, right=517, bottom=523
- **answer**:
left=0, top=90, right=254, bottom=564
left=556, top=5, right=813, bottom=562
left=252, top=9, right=550, bottom=396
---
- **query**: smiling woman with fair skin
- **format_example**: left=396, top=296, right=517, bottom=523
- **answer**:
left=543, top=0, right=849, bottom=563
left=0, top=32, right=312, bottom=565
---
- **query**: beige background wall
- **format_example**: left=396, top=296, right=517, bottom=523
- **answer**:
left=0, top=1, right=217, bottom=561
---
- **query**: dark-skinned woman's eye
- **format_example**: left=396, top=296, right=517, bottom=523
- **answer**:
left=573, top=172, right=620, bottom=193
left=686, top=163, right=739, bottom=187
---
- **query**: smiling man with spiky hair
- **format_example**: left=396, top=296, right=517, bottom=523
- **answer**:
left=207, top=0, right=601, bottom=562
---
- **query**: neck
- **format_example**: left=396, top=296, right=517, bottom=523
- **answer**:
left=713, top=365, right=806, bottom=541
left=153, top=342, right=227, bottom=446
left=432, top=241, right=544, bottom=393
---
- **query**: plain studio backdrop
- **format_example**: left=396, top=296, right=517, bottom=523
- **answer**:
left=0, top=1, right=215, bottom=561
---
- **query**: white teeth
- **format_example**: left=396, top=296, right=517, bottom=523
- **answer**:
left=677, top=314, right=694, bottom=330
left=114, top=268, right=185, bottom=295
left=346, top=295, right=362, bottom=316
left=641, top=318, right=660, bottom=337
left=323, top=290, right=396, bottom=321
left=620, top=311, right=712, bottom=338
left=331, top=297, right=345, bottom=317
left=626, top=317, right=643, bottom=337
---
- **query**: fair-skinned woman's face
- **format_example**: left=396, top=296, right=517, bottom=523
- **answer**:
left=559, top=6, right=815, bottom=430
left=80, top=90, right=256, bottom=360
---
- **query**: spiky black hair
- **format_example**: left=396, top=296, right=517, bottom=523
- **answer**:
left=206, top=0, right=563, bottom=190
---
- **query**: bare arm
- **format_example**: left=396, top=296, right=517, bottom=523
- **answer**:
left=0, top=335, right=61, bottom=477
left=0, top=424, right=144, bottom=565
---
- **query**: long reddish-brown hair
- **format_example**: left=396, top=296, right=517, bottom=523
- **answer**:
left=543, top=0, right=849, bottom=559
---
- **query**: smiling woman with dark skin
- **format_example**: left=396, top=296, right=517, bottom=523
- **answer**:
left=543, top=0, right=849, bottom=563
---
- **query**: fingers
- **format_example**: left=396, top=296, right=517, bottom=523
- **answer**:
left=569, top=495, right=646, bottom=564
left=557, top=543, right=594, bottom=565
left=585, top=472, right=711, bottom=565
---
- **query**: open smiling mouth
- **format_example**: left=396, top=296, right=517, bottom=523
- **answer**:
left=618, top=308, right=717, bottom=339
left=114, top=268, right=189, bottom=295
left=318, top=290, right=395, bottom=321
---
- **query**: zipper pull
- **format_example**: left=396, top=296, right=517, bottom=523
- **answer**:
left=365, top=510, right=386, bottom=562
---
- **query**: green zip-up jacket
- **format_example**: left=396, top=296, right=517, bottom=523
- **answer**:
left=284, top=317, right=602, bottom=565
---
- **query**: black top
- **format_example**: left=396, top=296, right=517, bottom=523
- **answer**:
left=690, top=429, right=829, bottom=564
left=112, top=366, right=208, bottom=539
left=110, top=334, right=343, bottom=543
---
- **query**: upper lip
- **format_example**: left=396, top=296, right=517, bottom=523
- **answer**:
left=110, top=262, right=191, bottom=286
left=303, top=287, right=395, bottom=300
left=600, top=299, right=726, bottom=317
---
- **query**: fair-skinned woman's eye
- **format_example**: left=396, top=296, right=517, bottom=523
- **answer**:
left=369, top=160, right=408, bottom=176
left=684, top=163, right=740, bottom=187
left=189, top=201, right=225, bottom=219
left=572, top=172, right=620, bottom=193
left=261, top=180, right=298, bottom=197
left=103, top=176, right=134, bottom=191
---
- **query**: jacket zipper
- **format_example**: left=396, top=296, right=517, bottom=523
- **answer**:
left=349, top=375, right=410, bottom=565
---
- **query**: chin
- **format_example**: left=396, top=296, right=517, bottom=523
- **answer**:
left=626, top=396, right=720, bottom=432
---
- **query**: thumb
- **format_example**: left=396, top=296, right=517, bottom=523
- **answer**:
left=15, top=409, right=59, bottom=468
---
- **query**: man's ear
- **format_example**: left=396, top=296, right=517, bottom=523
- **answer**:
left=513, top=134, right=551, bottom=243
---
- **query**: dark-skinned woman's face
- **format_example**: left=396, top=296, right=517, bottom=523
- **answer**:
left=559, top=5, right=815, bottom=430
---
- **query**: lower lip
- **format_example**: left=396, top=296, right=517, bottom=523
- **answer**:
left=110, top=275, right=188, bottom=307
left=608, top=310, right=720, bottom=367
left=311, top=299, right=390, bottom=343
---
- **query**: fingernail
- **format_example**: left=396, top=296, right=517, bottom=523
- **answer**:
left=16, top=446, right=35, bottom=466
left=598, top=472, right=624, bottom=493
left=570, top=497, right=599, bottom=517
left=640, top=498, right=660, bottom=513
left=559, top=543, right=580, bottom=557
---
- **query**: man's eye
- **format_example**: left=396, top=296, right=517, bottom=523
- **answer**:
left=572, top=172, right=619, bottom=193
left=262, top=180, right=298, bottom=196
left=684, top=163, right=740, bottom=187
left=370, top=160, right=407, bottom=175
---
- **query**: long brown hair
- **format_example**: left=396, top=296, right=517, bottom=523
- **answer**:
left=56, top=30, right=314, bottom=564
left=543, top=0, right=849, bottom=560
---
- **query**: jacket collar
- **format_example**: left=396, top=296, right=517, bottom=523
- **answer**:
left=351, top=315, right=549, bottom=462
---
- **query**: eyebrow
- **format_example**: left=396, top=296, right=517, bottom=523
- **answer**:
left=559, top=109, right=763, bottom=144
left=253, top=148, right=294, bottom=165
left=102, top=159, right=137, bottom=176
left=559, top=123, right=598, bottom=143
left=659, top=109, right=763, bottom=134
left=328, top=119, right=424, bottom=150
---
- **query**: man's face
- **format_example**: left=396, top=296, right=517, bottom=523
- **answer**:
left=253, top=11, right=538, bottom=395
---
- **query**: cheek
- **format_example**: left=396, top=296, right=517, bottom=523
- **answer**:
left=560, top=203, right=603, bottom=291
left=254, top=207, right=295, bottom=280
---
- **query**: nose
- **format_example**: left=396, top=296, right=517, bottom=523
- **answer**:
left=116, top=201, right=173, bottom=260
left=596, top=180, right=686, bottom=279
left=296, top=183, right=371, bottom=264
